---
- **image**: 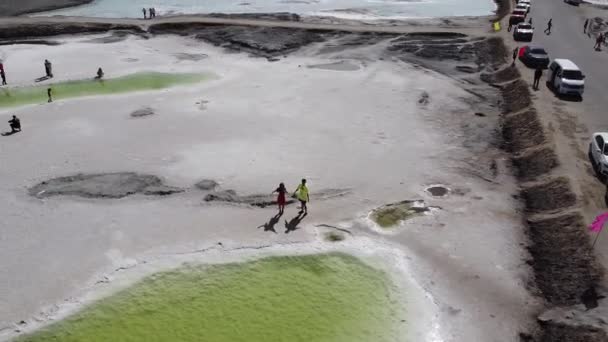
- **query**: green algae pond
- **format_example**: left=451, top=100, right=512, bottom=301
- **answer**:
left=0, top=72, right=208, bottom=108
left=16, top=253, right=404, bottom=342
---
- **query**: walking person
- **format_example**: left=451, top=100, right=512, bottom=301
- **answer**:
left=528, top=17, right=533, bottom=25
left=47, top=88, right=53, bottom=103
left=149, top=8, right=154, bottom=19
left=595, top=33, right=603, bottom=50
left=293, top=179, right=310, bottom=215
left=44, top=59, right=53, bottom=78
left=272, top=183, right=289, bottom=215
left=584, top=18, right=589, bottom=33
left=533, top=66, right=543, bottom=90
left=0, top=62, right=6, bottom=85
left=512, top=47, right=519, bottom=66
left=544, top=18, right=552, bottom=34
left=151, top=7, right=156, bottom=18
left=142, top=8, right=147, bottom=19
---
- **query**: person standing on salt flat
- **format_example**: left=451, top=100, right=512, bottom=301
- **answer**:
left=293, top=179, right=310, bottom=215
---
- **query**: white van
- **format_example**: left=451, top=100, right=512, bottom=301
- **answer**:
left=548, top=59, right=585, bottom=96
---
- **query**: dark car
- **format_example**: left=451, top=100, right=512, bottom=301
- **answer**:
left=509, top=9, right=527, bottom=26
left=519, top=46, right=550, bottom=69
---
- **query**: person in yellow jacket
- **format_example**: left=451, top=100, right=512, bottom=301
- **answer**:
left=293, top=178, right=310, bottom=215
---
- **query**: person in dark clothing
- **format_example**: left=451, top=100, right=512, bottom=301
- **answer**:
left=149, top=8, right=154, bottom=19
left=544, top=19, right=552, bottom=34
left=528, top=17, right=533, bottom=25
left=142, top=8, right=147, bottom=19
left=8, top=115, right=21, bottom=133
left=533, top=67, right=543, bottom=90
left=47, top=88, right=53, bottom=103
left=44, top=59, right=53, bottom=78
left=595, top=33, right=604, bottom=50
left=96, top=67, right=104, bottom=80
left=584, top=19, right=589, bottom=33
left=508, top=22, right=513, bottom=32
left=0, top=63, right=6, bottom=85
left=512, top=47, right=519, bottom=66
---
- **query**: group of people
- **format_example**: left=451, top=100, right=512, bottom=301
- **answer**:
left=272, top=179, right=310, bottom=215
left=142, top=7, right=158, bottom=19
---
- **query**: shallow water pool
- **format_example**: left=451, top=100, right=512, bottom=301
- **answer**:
left=0, top=72, right=208, bottom=108
left=15, top=253, right=405, bottom=342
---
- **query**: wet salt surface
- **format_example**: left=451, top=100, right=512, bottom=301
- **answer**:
left=38, top=0, right=496, bottom=19
left=0, top=34, right=535, bottom=341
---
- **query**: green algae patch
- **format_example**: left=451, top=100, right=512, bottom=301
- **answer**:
left=371, top=200, right=431, bottom=228
left=0, top=72, right=207, bottom=108
left=17, top=253, right=403, bottom=342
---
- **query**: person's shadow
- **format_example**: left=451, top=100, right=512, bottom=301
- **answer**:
left=35, top=76, right=51, bottom=83
left=285, top=212, right=307, bottom=234
left=1, top=129, right=20, bottom=136
left=257, top=213, right=281, bottom=234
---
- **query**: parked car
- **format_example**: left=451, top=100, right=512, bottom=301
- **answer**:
left=548, top=59, right=585, bottom=96
left=515, top=3, right=530, bottom=13
left=564, top=0, right=581, bottom=5
left=509, top=9, right=527, bottom=26
left=519, top=45, right=550, bottom=68
left=514, top=23, right=534, bottom=41
left=589, top=132, right=608, bottom=176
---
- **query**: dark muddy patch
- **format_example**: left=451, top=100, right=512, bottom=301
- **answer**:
left=538, top=322, right=608, bottom=342
left=204, top=188, right=350, bottom=208
left=527, top=212, right=602, bottom=305
left=149, top=23, right=324, bottom=58
left=426, top=185, right=449, bottom=197
left=0, top=23, right=144, bottom=40
left=0, top=39, right=61, bottom=46
left=173, top=53, right=208, bottom=61
left=29, top=172, right=183, bottom=199
left=195, top=179, right=219, bottom=191
left=130, top=107, right=155, bottom=118
left=306, top=60, right=360, bottom=71
left=371, top=200, right=435, bottom=228
left=521, top=177, right=576, bottom=213
left=512, top=146, right=559, bottom=181
left=502, top=109, right=546, bottom=152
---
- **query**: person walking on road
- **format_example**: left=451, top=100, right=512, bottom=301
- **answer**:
left=512, top=47, right=519, bottom=66
left=533, top=67, right=543, bottom=90
left=47, top=88, right=53, bottom=103
left=584, top=19, right=589, bottom=34
left=293, top=179, right=310, bottom=215
left=544, top=19, right=552, bottom=35
left=595, top=33, right=604, bottom=50
left=272, top=183, right=289, bottom=215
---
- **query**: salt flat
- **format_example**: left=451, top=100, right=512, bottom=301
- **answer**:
left=0, top=34, right=536, bottom=341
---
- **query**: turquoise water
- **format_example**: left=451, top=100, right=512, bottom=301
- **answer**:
left=41, top=0, right=496, bottom=19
